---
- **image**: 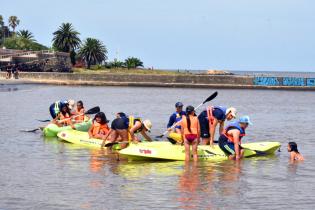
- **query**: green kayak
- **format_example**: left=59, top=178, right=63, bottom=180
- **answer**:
left=43, top=120, right=92, bottom=137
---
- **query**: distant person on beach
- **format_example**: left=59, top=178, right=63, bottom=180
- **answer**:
left=6, top=63, right=12, bottom=79
left=287, top=142, right=304, bottom=161
left=167, top=102, right=186, bottom=134
left=12, top=63, right=19, bottom=79
left=218, top=116, right=252, bottom=160
left=198, top=106, right=237, bottom=146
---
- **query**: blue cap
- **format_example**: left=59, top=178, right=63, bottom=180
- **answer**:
left=175, top=102, right=184, bottom=107
left=239, top=116, right=252, bottom=125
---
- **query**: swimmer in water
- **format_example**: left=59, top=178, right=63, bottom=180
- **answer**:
left=287, top=142, right=304, bottom=161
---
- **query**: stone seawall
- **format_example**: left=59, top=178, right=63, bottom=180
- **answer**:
left=1, top=72, right=315, bottom=90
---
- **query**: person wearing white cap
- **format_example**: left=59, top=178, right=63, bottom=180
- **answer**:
left=49, top=99, right=75, bottom=119
left=218, top=115, right=252, bottom=160
left=198, top=106, right=237, bottom=146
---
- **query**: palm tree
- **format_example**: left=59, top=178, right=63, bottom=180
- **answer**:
left=0, top=15, right=4, bottom=28
left=52, top=23, right=81, bottom=65
left=78, top=38, right=108, bottom=69
left=124, top=57, right=144, bottom=69
left=8, top=16, right=20, bottom=32
left=17, top=30, right=35, bottom=41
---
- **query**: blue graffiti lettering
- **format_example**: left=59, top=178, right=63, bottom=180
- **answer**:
left=253, top=77, right=280, bottom=86
left=307, top=78, right=315, bottom=87
left=283, top=77, right=305, bottom=86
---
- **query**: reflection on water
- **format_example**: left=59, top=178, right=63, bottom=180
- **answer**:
left=1, top=84, right=315, bottom=209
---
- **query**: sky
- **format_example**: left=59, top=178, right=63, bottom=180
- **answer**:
left=1, top=0, right=315, bottom=71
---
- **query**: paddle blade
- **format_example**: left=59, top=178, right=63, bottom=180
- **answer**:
left=37, top=119, right=50, bottom=122
left=85, top=106, right=100, bottom=115
left=202, top=91, right=218, bottom=104
left=20, top=128, right=40, bottom=133
left=155, top=134, right=164, bottom=139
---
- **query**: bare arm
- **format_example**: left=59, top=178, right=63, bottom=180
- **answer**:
left=210, top=118, right=218, bottom=145
left=141, top=130, right=152, bottom=142
left=88, top=125, right=93, bottom=138
left=232, top=130, right=241, bottom=160
left=129, top=121, right=142, bottom=141
left=101, top=129, right=113, bottom=147
left=219, top=121, right=224, bottom=135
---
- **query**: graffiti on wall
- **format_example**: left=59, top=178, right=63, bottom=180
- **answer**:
left=253, top=77, right=280, bottom=86
left=307, top=78, right=315, bottom=86
left=283, top=77, right=305, bottom=86
left=254, top=77, right=315, bottom=87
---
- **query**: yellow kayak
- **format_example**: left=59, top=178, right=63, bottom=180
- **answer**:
left=119, top=141, right=281, bottom=161
left=57, top=130, right=121, bottom=150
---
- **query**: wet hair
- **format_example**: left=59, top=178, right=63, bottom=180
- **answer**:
left=77, top=100, right=83, bottom=107
left=60, top=103, right=71, bottom=116
left=117, top=112, right=127, bottom=118
left=93, top=112, right=109, bottom=125
left=185, top=106, right=195, bottom=133
left=288, top=142, right=299, bottom=153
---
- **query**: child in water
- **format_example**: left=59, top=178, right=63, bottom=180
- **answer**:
left=287, top=142, right=304, bottom=161
left=88, top=112, right=110, bottom=139
left=181, top=105, right=200, bottom=162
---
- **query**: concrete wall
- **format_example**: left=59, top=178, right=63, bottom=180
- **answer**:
left=1, top=72, right=315, bottom=90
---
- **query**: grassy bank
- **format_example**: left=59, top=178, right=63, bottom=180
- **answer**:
left=72, top=67, right=190, bottom=75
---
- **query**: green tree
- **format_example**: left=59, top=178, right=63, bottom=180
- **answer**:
left=52, top=23, right=81, bottom=65
left=17, top=30, right=35, bottom=41
left=8, top=16, right=20, bottom=32
left=3, top=36, right=48, bottom=51
left=78, top=38, right=108, bottom=69
left=124, top=57, right=144, bottom=69
left=107, top=58, right=125, bottom=68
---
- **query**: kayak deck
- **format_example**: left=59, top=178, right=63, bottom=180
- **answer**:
left=57, top=130, right=121, bottom=150
left=43, top=120, right=92, bottom=137
left=119, top=141, right=281, bottom=161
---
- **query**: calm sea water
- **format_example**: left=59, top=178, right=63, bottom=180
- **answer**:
left=0, top=82, right=314, bottom=210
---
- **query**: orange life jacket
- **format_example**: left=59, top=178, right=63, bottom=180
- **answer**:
left=59, top=112, right=71, bottom=126
left=181, top=115, right=199, bottom=135
left=91, top=122, right=110, bottom=137
left=74, top=108, right=85, bottom=122
left=223, top=122, right=246, bottom=143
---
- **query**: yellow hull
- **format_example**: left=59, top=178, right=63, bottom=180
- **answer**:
left=119, top=141, right=281, bottom=161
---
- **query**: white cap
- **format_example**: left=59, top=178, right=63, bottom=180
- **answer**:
left=143, top=120, right=152, bottom=131
left=226, top=107, right=237, bottom=118
left=68, top=99, right=75, bottom=110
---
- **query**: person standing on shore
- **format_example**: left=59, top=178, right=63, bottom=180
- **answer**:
left=198, top=106, right=236, bottom=146
left=218, top=116, right=252, bottom=160
left=167, top=102, right=186, bottom=134
left=5, top=63, right=12, bottom=79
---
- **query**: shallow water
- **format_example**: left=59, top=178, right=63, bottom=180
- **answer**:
left=0, top=83, right=314, bottom=210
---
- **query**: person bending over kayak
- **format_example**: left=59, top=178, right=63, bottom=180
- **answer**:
left=218, top=116, right=252, bottom=160
left=181, top=106, right=200, bottom=162
left=72, top=100, right=87, bottom=123
left=88, top=112, right=110, bottom=139
left=53, top=104, right=73, bottom=127
left=102, top=113, right=153, bottom=147
left=49, top=99, right=75, bottom=119
left=198, top=106, right=237, bottom=146
left=167, top=102, right=186, bottom=134
left=287, top=142, right=304, bottom=161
